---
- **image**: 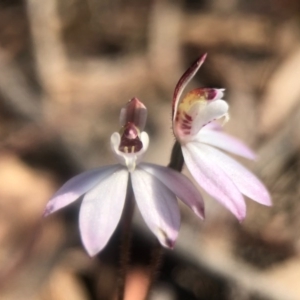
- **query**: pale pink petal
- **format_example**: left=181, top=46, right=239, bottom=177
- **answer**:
left=190, top=100, right=229, bottom=136
left=79, top=168, right=128, bottom=256
left=198, top=144, right=271, bottom=206
left=139, top=163, right=204, bottom=219
left=44, top=165, right=120, bottom=216
left=172, top=54, right=207, bottom=121
left=204, top=121, right=222, bottom=131
left=131, top=168, right=180, bottom=248
left=182, top=143, right=246, bottom=220
left=197, top=130, right=256, bottom=160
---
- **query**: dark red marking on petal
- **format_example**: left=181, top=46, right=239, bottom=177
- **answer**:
left=119, top=122, right=143, bottom=153
left=204, top=88, right=218, bottom=100
left=181, top=124, right=191, bottom=130
left=183, top=112, right=192, bottom=121
left=159, top=229, right=176, bottom=249
left=165, top=238, right=175, bottom=249
left=182, top=119, right=191, bottom=124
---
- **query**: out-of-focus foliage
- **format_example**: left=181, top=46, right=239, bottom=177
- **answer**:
left=0, top=0, right=300, bottom=299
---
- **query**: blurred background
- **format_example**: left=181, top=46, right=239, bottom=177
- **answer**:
left=0, top=0, right=300, bottom=299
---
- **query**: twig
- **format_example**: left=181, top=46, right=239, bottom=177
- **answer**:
left=26, top=0, right=70, bottom=104
left=0, top=48, right=41, bottom=122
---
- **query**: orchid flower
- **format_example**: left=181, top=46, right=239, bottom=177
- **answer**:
left=44, top=98, right=204, bottom=256
left=172, top=54, right=271, bottom=221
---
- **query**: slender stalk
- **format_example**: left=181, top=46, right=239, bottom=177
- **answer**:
left=117, top=178, right=135, bottom=300
left=168, top=140, right=184, bottom=172
left=145, top=240, right=164, bottom=300
left=145, top=141, right=184, bottom=299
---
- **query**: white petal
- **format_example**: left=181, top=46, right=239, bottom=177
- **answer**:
left=79, top=168, right=129, bottom=256
left=190, top=100, right=229, bottom=136
left=196, top=144, right=271, bottom=206
left=44, top=165, right=120, bottom=216
left=182, top=143, right=246, bottom=220
left=139, top=163, right=204, bottom=219
left=202, top=121, right=222, bottom=131
left=110, top=132, right=121, bottom=154
left=131, top=168, right=180, bottom=248
left=140, top=131, right=149, bottom=153
left=197, top=130, right=256, bottom=160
